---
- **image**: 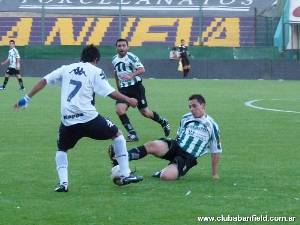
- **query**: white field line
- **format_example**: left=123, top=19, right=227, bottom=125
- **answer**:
left=244, top=99, right=300, bottom=114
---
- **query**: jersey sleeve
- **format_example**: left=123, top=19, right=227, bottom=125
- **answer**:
left=176, top=119, right=183, bottom=137
left=131, top=54, right=144, bottom=69
left=43, top=66, right=64, bottom=85
left=15, top=49, right=20, bottom=59
left=208, top=123, right=222, bottom=154
left=93, top=69, right=115, bottom=97
left=176, top=114, right=188, bottom=139
left=112, top=55, right=117, bottom=72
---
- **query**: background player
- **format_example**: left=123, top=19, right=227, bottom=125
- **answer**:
left=178, top=39, right=191, bottom=78
left=0, top=40, right=25, bottom=91
left=112, top=38, right=170, bottom=142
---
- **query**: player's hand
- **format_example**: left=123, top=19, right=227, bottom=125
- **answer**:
left=127, top=98, right=138, bottom=108
left=14, top=95, right=30, bottom=109
left=122, top=74, right=132, bottom=81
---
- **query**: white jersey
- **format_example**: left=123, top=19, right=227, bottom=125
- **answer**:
left=112, top=52, right=144, bottom=88
left=176, top=112, right=222, bottom=158
left=8, top=47, right=20, bottom=68
left=44, top=62, right=115, bottom=126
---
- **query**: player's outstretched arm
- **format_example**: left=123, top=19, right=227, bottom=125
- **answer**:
left=14, top=78, right=47, bottom=109
left=114, top=72, right=121, bottom=90
left=211, top=153, right=220, bottom=180
left=108, top=91, right=138, bottom=108
left=1, top=58, right=8, bottom=65
left=16, top=58, right=21, bottom=70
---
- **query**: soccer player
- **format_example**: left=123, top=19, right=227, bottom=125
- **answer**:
left=112, top=38, right=170, bottom=142
left=169, top=46, right=180, bottom=60
left=178, top=39, right=191, bottom=78
left=0, top=40, right=25, bottom=91
left=109, top=94, right=222, bottom=181
left=14, top=45, right=143, bottom=192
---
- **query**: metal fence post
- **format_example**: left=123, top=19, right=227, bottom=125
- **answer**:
left=254, top=7, right=257, bottom=46
left=198, top=0, right=203, bottom=45
left=118, top=2, right=122, bottom=38
left=41, top=0, right=45, bottom=44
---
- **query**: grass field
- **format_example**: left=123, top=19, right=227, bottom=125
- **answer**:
left=0, top=78, right=299, bottom=225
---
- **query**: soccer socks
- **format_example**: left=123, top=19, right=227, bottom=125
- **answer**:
left=113, top=135, right=131, bottom=177
left=1, top=77, right=24, bottom=89
left=18, top=78, right=24, bottom=89
left=152, top=111, right=164, bottom=125
left=128, top=145, right=147, bottom=161
left=152, top=111, right=170, bottom=137
left=119, top=114, right=136, bottom=134
left=55, top=151, right=68, bottom=187
left=3, top=77, right=9, bottom=88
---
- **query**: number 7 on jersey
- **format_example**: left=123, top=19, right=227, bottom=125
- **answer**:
left=67, top=79, right=82, bottom=102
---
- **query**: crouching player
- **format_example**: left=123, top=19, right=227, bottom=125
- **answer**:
left=109, top=94, right=222, bottom=181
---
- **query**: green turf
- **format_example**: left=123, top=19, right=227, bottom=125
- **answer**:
left=0, top=78, right=299, bottom=225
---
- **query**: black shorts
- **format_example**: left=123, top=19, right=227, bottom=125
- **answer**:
left=180, top=53, right=190, bottom=69
left=57, top=115, right=118, bottom=151
left=160, top=138, right=197, bottom=177
left=117, top=83, right=148, bottom=109
left=6, top=68, right=20, bottom=76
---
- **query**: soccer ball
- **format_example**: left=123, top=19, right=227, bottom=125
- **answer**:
left=111, top=165, right=121, bottom=178
left=111, top=165, right=123, bottom=186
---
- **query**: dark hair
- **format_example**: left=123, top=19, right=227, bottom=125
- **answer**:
left=171, top=47, right=177, bottom=51
left=9, top=40, right=15, bottom=44
left=189, top=94, right=206, bottom=104
left=80, top=44, right=100, bottom=63
left=116, top=38, right=128, bottom=46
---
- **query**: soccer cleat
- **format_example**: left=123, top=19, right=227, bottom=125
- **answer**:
left=0, top=86, right=5, bottom=90
left=108, top=144, right=119, bottom=167
left=126, top=133, right=139, bottom=142
left=161, top=118, right=171, bottom=137
left=19, top=87, right=25, bottom=92
left=152, top=171, right=161, bottom=178
left=54, top=183, right=68, bottom=192
left=113, top=172, right=144, bottom=186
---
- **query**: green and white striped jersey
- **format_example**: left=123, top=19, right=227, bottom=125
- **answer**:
left=112, top=52, right=144, bottom=88
left=8, top=47, right=20, bottom=69
left=176, top=112, right=222, bottom=158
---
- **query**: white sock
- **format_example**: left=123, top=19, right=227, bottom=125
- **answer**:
left=113, top=135, right=130, bottom=177
left=55, top=151, right=68, bottom=187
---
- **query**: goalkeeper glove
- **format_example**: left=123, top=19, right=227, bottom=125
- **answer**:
left=17, top=95, right=30, bottom=108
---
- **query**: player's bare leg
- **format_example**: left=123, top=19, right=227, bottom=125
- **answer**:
left=159, top=164, right=179, bottom=181
left=139, top=107, right=171, bottom=137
